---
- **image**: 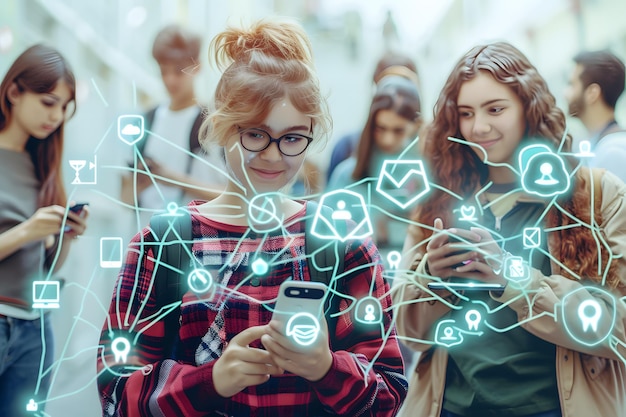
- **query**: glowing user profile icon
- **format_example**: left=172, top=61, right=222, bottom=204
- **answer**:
left=117, top=114, right=145, bottom=146
left=286, top=312, right=321, bottom=346
left=519, top=144, right=571, bottom=197
left=434, top=319, right=464, bottom=348
left=248, top=193, right=284, bottom=233
left=376, top=159, right=430, bottom=209
left=355, top=296, right=383, bottom=325
left=187, top=268, right=213, bottom=294
left=26, top=399, right=38, bottom=412
left=562, top=287, right=615, bottom=347
left=111, top=337, right=131, bottom=363
left=575, top=140, right=595, bottom=158
left=312, top=189, right=373, bottom=242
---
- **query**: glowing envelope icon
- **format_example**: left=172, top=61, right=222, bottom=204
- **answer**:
left=286, top=312, right=321, bottom=346
left=375, top=160, right=430, bottom=209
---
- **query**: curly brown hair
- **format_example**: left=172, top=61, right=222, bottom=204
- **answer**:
left=412, top=42, right=618, bottom=287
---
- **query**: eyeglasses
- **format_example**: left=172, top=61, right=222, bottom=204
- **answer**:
left=238, top=127, right=313, bottom=156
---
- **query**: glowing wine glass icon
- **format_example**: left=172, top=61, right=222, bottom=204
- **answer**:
left=68, top=159, right=86, bottom=184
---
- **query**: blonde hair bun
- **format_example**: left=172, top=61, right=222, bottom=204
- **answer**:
left=211, top=17, right=314, bottom=69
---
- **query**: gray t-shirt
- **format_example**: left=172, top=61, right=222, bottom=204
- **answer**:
left=0, top=148, right=46, bottom=317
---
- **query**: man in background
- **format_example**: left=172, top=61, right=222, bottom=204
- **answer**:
left=565, top=49, right=626, bottom=182
left=121, top=24, right=224, bottom=224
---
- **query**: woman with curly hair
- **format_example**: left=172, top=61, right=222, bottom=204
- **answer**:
left=393, top=42, right=626, bottom=417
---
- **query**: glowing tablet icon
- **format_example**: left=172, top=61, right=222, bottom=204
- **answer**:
left=286, top=312, right=321, bottom=346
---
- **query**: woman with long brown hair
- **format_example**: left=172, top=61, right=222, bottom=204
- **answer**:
left=0, top=45, right=88, bottom=415
left=393, top=42, right=626, bottom=417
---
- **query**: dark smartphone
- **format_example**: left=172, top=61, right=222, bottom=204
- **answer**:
left=64, top=203, right=88, bottom=232
left=428, top=281, right=505, bottom=292
left=448, top=234, right=471, bottom=268
left=69, top=202, right=89, bottom=213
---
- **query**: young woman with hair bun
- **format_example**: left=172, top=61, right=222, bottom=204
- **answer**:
left=393, top=42, right=626, bottom=417
left=98, top=18, right=407, bottom=417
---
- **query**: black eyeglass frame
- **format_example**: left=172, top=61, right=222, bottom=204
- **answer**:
left=237, top=126, right=314, bottom=157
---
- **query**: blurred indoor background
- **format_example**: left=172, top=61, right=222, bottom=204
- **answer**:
left=0, top=0, right=624, bottom=415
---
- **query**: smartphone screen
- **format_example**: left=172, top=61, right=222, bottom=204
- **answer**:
left=272, top=281, right=328, bottom=348
left=100, top=237, right=123, bottom=268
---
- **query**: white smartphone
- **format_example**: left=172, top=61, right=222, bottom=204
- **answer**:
left=428, top=281, right=505, bottom=292
left=271, top=281, right=328, bottom=348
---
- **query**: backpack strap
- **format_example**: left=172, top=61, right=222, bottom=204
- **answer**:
left=137, top=106, right=157, bottom=156
left=149, top=209, right=193, bottom=358
left=304, top=201, right=346, bottom=286
left=591, top=168, right=605, bottom=226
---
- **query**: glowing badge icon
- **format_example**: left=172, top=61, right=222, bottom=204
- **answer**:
left=286, top=312, right=321, bottom=346
left=376, top=160, right=430, bottom=209
left=519, top=144, right=571, bottom=197
left=111, top=337, right=131, bottom=363
left=117, top=115, right=145, bottom=146
left=465, top=309, right=482, bottom=331
left=562, top=287, right=615, bottom=347
left=312, top=190, right=373, bottom=242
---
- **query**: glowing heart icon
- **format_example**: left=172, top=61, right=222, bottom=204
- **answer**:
left=460, top=205, right=477, bottom=221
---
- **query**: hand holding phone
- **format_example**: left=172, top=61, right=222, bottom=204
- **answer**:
left=64, top=202, right=89, bottom=233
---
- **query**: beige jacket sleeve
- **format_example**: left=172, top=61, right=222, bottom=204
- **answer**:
left=493, top=171, right=626, bottom=361
left=392, top=227, right=459, bottom=353
left=393, top=171, right=626, bottom=362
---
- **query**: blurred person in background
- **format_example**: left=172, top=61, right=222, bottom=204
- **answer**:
left=326, top=51, right=420, bottom=182
left=121, top=24, right=225, bottom=226
left=0, top=44, right=88, bottom=417
left=327, top=75, right=422, bottom=254
left=565, top=49, right=626, bottom=182
left=394, top=41, right=626, bottom=417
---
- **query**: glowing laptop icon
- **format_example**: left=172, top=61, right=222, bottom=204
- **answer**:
left=32, top=280, right=60, bottom=309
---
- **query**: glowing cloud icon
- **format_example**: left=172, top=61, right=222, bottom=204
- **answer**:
left=117, top=114, right=145, bottom=145
left=286, top=312, right=321, bottom=346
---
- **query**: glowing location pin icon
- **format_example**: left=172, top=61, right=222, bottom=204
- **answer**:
left=578, top=299, right=602, bottom=332
left=112, top=337, right=131, bottom=363
left=465, top=309, right=481, bottom=331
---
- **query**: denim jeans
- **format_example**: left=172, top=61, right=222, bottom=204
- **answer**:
left=441, top=409, right=562, bottom=417
left=0, top=315, right=54, bottom=417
